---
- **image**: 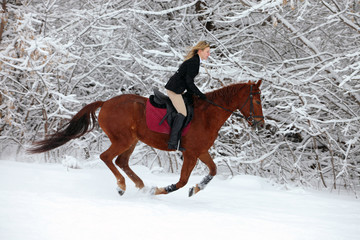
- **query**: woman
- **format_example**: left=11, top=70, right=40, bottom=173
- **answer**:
left=165, top=41, right=210, bottom=151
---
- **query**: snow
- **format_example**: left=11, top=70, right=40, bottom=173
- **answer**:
left=0, top=160, right=359, bottom=240
left=130, top=1, right=198, bottom=16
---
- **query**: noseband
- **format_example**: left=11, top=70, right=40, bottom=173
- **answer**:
left=205, top=85, right=264, bottom=126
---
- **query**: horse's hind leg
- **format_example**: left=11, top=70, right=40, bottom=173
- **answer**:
left=115, top=141, right=145, bottom=190
left=100, top=144, right=129, bottom=196
left=189, top=151, right=216, bottom=197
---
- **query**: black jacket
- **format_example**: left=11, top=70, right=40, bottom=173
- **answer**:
left=165, top=54, right=205, bottom=98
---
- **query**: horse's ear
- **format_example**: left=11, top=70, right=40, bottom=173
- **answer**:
left=256, top=79, right=262, bottom=87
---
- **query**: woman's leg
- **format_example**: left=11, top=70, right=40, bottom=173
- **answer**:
left=166, top=90, right=187, bottom=151
left=167, top=90, right=187, bottom=117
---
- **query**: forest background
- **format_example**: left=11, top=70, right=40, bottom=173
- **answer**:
left=0, top=0, right=359, bottom=195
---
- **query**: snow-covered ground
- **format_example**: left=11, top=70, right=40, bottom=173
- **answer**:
left=0, top=159, right=359, bottom=240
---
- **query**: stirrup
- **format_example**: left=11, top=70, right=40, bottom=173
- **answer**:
left=168, top=141, right=185, bottom=152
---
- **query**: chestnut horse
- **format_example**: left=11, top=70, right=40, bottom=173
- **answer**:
left=30, top=80, right=265, bottom=197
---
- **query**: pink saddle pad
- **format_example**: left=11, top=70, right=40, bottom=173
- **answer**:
left=145, top=99, right=191, bottom=136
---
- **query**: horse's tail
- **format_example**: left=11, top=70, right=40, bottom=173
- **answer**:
left=28, top=101, right=104, bottom=154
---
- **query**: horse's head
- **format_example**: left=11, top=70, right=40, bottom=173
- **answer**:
left=238, top=80, right=265, bottom=131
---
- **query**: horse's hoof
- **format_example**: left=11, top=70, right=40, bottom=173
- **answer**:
left=139, top=186, right=152, bottom=195
left=117, top=187, right=125, bottom=196
left=150, top=187, right=166, bottom=195
left=188, top=185, right=200, bottom=197
left=189, top=187, right=195, bottom=197
left=150, top=187, right=157, bottom=195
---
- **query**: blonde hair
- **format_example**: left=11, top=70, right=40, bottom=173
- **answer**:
left=184, top=41, right=210, bottom=61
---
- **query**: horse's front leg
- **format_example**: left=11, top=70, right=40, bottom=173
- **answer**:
left=188, top=151, right=216, bottom=197
left=153, top=153, right=198, bottom=195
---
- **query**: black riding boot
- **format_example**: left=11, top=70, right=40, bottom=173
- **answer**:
left=168, top=113, right=186, bottom=151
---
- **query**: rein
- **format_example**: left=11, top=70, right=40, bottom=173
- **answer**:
left=205, top=85, right=264, bottom=126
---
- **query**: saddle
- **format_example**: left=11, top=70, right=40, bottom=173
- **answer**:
left=146, top=88, right=194, bottom=136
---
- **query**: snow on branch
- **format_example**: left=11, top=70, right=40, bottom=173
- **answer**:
left=1, top=0, right=359, bottom=194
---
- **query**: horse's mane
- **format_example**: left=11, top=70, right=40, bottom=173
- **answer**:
left=206, top=82, right=251, bottom=106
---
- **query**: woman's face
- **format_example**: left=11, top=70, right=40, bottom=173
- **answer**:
left=198, top=47, right=210, bottom=61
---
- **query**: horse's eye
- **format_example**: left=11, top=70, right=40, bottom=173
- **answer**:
left=256, top=101, right=261, bottom=105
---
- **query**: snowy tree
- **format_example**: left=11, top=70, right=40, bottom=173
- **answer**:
left=1, top=0, right=359, bottom=194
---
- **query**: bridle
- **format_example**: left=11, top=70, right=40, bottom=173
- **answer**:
left=205, top=85, right=264, bottom=127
